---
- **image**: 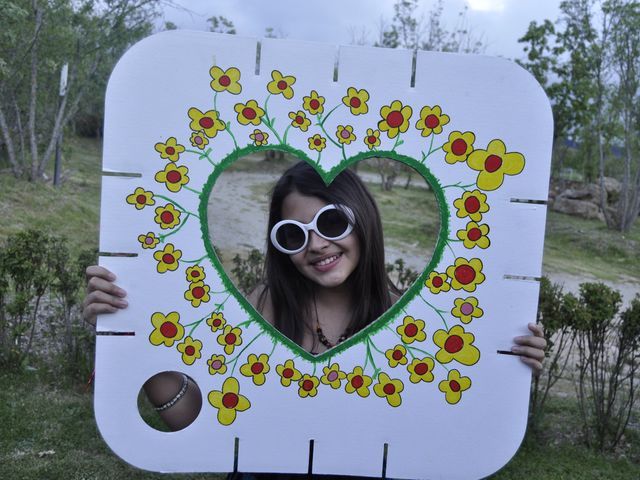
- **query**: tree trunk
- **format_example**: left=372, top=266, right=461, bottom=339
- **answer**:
left=0, top=104, right=21, bottom=177
left=28, top=1, right=43, bottom=181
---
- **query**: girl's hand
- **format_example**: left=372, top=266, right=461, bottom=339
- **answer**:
left=82, top=265, right=128, bottom=326
left=512, top=323, right=547, bottom=376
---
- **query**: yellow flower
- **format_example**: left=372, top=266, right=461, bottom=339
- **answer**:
left=363, top=128, right=381, bottom=150
left=342, top=87, right=369, bottom=115
left=276, top=359, right=302, bottom=387
left=288, top=110, right=311, bottom=131
left=208, top=377, right=251, bottom=426
left=154, top=203, right=181, bottom=230
left=217, top=325, right=242, bottom=355
left=249, top=129, right=269, bottom=146
left=453, top=190, right=490, bottom=222
left=206, top=312, right=226, bottom=332
left=415, top=105, right=449, bottom=137
left=154, top=137, right=184, bottom=162
left=407, top=357, right=435, bottom=383
left=433, top=325, right=480, bottom=366
left=209, top=65, right=242, bottom=94
left=456, top=221, right=490, bottom=249
left=439, top=369, right=471, bottom=405
left=385, top=344, right=408, bottom=368
left=446, top=258, right=485, bottom=292
left=240, top=353, right=270, bottom=386
left=149, top=311, right=184, bottom=347
left=267, top=70, right=295, bottom=99
left=308, top=134, right=326, bottom=152
left=176, top=336, right=202, bottom=365
left=184, top=281, right=210, bottom=307
left=443, top=131, right=475, bottom=164
left=207, top=354, right=227, bottom=375
left=424, top=271, right=450, bottom=294
left=396, top=315, right=426, bottom=344
left=137, top=232, right=159, bottom=249
left=155, top=163, right=189, bottom=193
left=126, top=187, right=155, bottom=210
left=186, top=265, right=206, bottom=283
left=298, top=374, right=320, bottom=398
left=373, top=372, right=404, bottom=407
left=345, top=366, right=372, bottom=397
left=234, top=100, right=265, bottom=126
left=467, top=139, right=525, bottom=191
left=320, top=363, right=346, bottom=389
left=190, top=131, right=209, bottom=150
left=378, top=100, right=412, bottom=139
left=303, top=90, right=325, bottom=115
left=336, top=125, right=356, bottom=145
left=188, top=107, right=226, bottom=138
left=451, top=297, right=484, bottom=324
left=153, top=243, right=181, bottom=273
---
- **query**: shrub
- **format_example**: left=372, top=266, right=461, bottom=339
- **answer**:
left=231, top=249, right=265, bottom=294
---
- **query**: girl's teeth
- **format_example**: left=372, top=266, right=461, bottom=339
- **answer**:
left=317, top=255, right=338, bottom=266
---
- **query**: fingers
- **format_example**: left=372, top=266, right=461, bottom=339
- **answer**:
left=83, top=265, right=128, bottom=326
left=85, top=265, right=116, bottom=282
left=512, top=322, right=547, bottom=376
left=519, top=355, right=543, bottom=377
left=87, top=275, right=127, bottom=298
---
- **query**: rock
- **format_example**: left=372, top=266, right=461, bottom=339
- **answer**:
left=602, top=176, right=621, bottom=195
left=551, top=197, right=605, bottom=221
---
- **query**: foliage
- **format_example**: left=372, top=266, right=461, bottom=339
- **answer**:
left=207, top=15, right=236, bottom=34
left=386, top=258, right=419, bottom=293
left=231, top=249, right=264, bottom=294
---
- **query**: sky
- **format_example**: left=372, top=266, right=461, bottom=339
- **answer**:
left=159, top=0, right=563, bottom=61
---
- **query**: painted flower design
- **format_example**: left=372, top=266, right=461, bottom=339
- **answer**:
left=396, top=315, right=426, bottom=344
left=446, top=258, right=485, bottom=292
left=288, top=110, right=311, bottom=131
left=190, top=131, right=209, bottom=150
left=320, top=363, right=346, bottom=389
left=209, top=66, right=242, bottom=94
left=457, top=221, right=490, bottom=249
left=298, top=374, right=320, bottom=398
left=186, top=265, right=206, bottom=283
left=303, top=90, right=325, bottom=115
left=453, top=190, right=489, bottom=222
left=155, top=163, right=189, bottom=193
left=385, top=344, right=408, bottom=368
left=363, top=128, right=381, bottom=150
left=336, top=125, right=356, bottom=145
left=188, top=107, right=226, bottom=138
left=439, top=369, right=471, bottom=405
left=467, top=139, right=525, bottom=191
left=276, top=359, right=302, bottom=387
left=126, top=187, right=155, bottom=210
left=345, top=366, right=372, bottom=397
left=308, top=134, right=326, bottom=152
left=184, top=281, right=210, bottom=307
left=149, top=311, right=184, bottom=347
left=206, top=312, right=227, bottom=332
left=373, top=372, right=404, bottom=407
left=407, top=357, right=435, bottom=383
left=176, top=336, right=202, bottom=365
left=234, top=100, right=265, bottom=126
left=443, top=131, right=475, bottom=164
left=378, top=100, right=412, bottom=139
left=207, top=354, right=228, bottom=375
left=249, top=129, right=269, bottom=146
left=240, top=353, right=270, bottom=386
left=217, top=325, right=243, bottom=354
left=342, top=87, right=369, bottom=115
left=415, top=105, right=450, bottom=137
left=153, top=243, right=181, bottom=273
left=267, top=70, right=295, bottom=99
left=433, top=325, right=480, bottom=366
left=137, top=232, right=159, bottom=249
left=208, top=377, right=250, bottom=426
left=154, top=137, right=185, bottom=162
left=451, top=297, right=484, bottom=324
left=154, top=203, right=181, bottom=230
left=424, top=271, right=451, bottom=294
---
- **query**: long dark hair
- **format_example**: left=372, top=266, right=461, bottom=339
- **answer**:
left=258, top=161, right=398, bottom=346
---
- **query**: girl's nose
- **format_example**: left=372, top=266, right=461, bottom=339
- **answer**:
left=307, top=230, right=329, bottom=251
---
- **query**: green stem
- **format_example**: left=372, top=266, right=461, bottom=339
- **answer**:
left=418, top=292, right=449, bottom=329
left=282, top=124, right=292, bottom=145
left=229, top=332, right=264, bottom=375
left=182, top=254, right=209, bottom=264
left=318, top=122, right=342, bottom=149
left=368, top=339, right=385, bottom=355
left=392, top=135, right=404, bottom=151
left=268, top=340, right=277, bottom=357
left=340, top=144, right=347, bottom=162
left=225, top=124, right=239, bottom=150
left=442, top=182, right=475, bottom=191
left=405, top=345, right=448, bottom=371
left=214, top=292, right=232, bottom=311
left=365, top=339, right=381, bottom=377
left=159, top=213, right=191, bottom=242
left=319, top=104, right=341, bottom=127
left=183, top=185, right=202, bottom=195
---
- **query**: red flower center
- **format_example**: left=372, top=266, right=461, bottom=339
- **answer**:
left=451, top=138, right=468, bottom=156
left=166, top=170, right=182, bottom=184
left=219, top=75, right=231, bottom=87
left=432, top=276, right=443, bottom=288
left=314, top=138, right=322, bottom=146
left=222, top=392, right=239, bottom=409
left=444, top=334, right=464, bottom=353
left=184, top=345, right=195, bottom=356
left=425, top=114, right=439, bottom=129
left=463, top=196, right=481, bottom=214
left=242, top=107, right=257, bottom=120
left=165, top=146, right=175, bottom=156
left=282, top=368, right=294, bottom=379
left=295, top=115, right=304, bottom=124
left=136, top=194, right=147, bottom=205
left=386, top=110, right=404, bottom=128
left=454, top=265, right=476, bottom=285
left=191, top=270, right=200, bottom=278
left=162, top=253, right=175, bottom=264
left=340, top=129, right=351, bottom=139
left=212, top=318, right=221, bottom=327
left=159, top=321, right=177, bottom=338
left=251, top=362, right=264, bottom=374
left=192, top=286, right=205, bottom=299
left=460, top=302, right=474, bottom=315
left=351, top=375, right=364, bottom=389
left=277, top=80, right=288, bottom=90
left=484, top=154, right=503, bottom=172
left=349, top=97, right=361, bottom=108
left=467, top=227, right=482, bottom=241
left=404, top=323, right=418, bottom=338
left=302, top=379, right=314, bottom=391
left=225, top=333, right=237, bottom=344
left=383, top=383, right=396, bottom=395
left=392, top=350, right=403, bottom=361
left=367, top=135, right=377, bottom=144
left=199, top=117, right=214, bottom=129
left=414, top=362, right=429, bottom=375
left=309, top=99, right=320, bottom=110
left=450, top=380, right=461, bottom=392
left=160, top=211, right=175, bottom=224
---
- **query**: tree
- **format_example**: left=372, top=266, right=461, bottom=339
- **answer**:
left=207, top=15, right=236, bottom=34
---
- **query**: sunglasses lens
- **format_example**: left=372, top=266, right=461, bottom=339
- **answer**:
left=276, top=223, right=306, bottom=251
left=317, top=208, right=351, bottom=239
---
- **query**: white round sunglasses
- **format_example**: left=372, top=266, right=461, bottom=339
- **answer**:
left=270, top=204, right=356, bottom=255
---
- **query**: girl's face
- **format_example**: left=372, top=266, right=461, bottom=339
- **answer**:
left=280, top=191, right=360, bottom=290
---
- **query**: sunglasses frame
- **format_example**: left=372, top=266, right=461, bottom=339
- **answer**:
left=270, top=204, right=356, bottom=255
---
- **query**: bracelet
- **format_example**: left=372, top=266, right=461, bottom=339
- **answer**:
left=154, top=374, right=189, bottom=412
